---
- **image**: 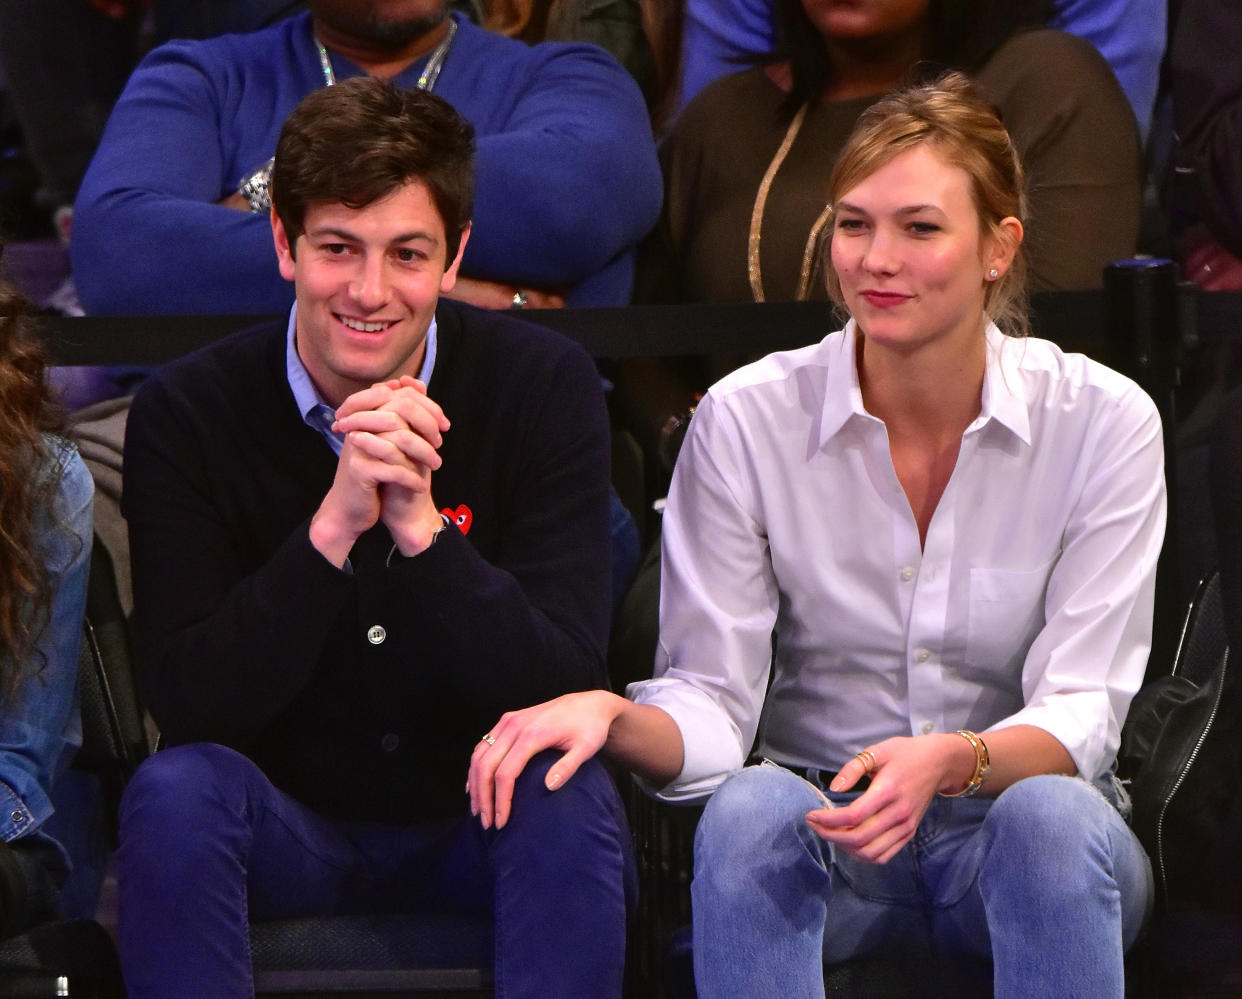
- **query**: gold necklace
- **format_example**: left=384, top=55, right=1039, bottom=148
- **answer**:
left=747, top=102, right=835, bottom=303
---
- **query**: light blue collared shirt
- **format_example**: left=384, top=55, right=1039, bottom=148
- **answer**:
left=285, top=303, right=438, bottom=454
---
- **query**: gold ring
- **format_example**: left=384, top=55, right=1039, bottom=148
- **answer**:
left=855, top=749, right=877, bottom=774
left=482, top=734, right=496, bottom=746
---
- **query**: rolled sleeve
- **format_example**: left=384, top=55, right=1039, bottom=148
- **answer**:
left=627, top=676, right=747, bottom=802
left=627, top=392, right=777, bottom=801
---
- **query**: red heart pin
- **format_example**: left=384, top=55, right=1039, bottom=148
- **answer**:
left=441, top=504, right=473, bottom=535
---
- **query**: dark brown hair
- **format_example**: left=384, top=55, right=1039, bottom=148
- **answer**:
left=0, top=275, right=68, bottom=697
left=270, top=76, right=476, bottom=262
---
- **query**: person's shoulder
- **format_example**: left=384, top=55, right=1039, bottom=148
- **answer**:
left=977, top=27, right=1136, bottom=153
left=709, top=330, right=845, bottom=406
left=437, top=300, right=596, bottom=375
left=663, top=65, right=781, bottom=163
left=677, top=66, right=777, bottom=126
left=40, top=435, right=92, bottom=498
left=135, top=11, right=303, bottom=71
left=982, top=27, right=1118, bottom=89
left=1006, top=335, right=1157, bottom=421
left=135, top=319, right=286, bottom=415
left=32, top=436, right=93, bottom=541
left=452, top=11, right=627, bottom=77
left=435, top=303, right=606, bottom=434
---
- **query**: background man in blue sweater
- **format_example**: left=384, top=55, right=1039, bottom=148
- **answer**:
left=71, top=0, right=662, bottom=315
left=116, top=77, right=633, bottom=999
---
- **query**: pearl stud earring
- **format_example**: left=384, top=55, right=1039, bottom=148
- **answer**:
left=988, top=268, right=999, bottom=279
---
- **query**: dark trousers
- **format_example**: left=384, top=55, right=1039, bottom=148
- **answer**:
left=117, top=742, right=634, bottom=999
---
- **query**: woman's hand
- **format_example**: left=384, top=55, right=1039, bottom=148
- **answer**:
left=467, top=690, right=628, bottom=830
left=805, top=733, right=976, bottom=865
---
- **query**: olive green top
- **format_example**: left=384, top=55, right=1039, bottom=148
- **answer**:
left=639, top=28, right=1142, bottom=302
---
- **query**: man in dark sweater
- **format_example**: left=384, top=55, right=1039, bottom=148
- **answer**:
left=116, top=77, right=632, bottom=999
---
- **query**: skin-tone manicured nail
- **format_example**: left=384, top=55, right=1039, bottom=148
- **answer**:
left=546, top=772, right=562, bottom=790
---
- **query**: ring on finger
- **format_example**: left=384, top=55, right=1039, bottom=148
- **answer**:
left=482, top=734, right=496, bottom=746
left=854, top=749, right=877, bottom=774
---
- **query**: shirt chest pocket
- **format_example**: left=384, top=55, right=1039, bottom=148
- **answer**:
left=964, top=558, right=1056, bottom=673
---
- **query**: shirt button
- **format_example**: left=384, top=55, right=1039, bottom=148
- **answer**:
left=10, top=810, right=24, bottom=824
left=921, top=721, right=935, bottom=735
left=900, top=566, right=915, bottom=582
left=366, top=625, right=387, bottom=645
left=915, top=648, right=930, bottom=663
left=380, top=733, right=400, bottom=752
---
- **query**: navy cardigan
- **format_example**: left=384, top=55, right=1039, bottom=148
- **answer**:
left=123, top=300, right=612, bottom=821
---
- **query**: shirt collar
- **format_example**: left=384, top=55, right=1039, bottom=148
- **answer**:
left=817, top=320, right=866, bottom=448
left=978, top=322, right=1032, bottom=445
left=817, top=318, right=1032, bottom=450
left=285, top=302, right=438, bottom=455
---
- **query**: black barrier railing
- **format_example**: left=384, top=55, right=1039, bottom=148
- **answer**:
left=35, top=265, right=1236, bottom=679
left=33, top=294, right=1115, bottom=367
left=34, top=302, right=842, bottom=366
left=31, top=286, right=1192, bottom=371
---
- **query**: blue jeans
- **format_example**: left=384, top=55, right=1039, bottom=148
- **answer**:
left=117, top=743, right=634, bottom=999
left=691, top=764, right=1153, bottom=999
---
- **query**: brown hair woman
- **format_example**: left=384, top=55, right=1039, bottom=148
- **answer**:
left=0, top=271, right=93, bottom=937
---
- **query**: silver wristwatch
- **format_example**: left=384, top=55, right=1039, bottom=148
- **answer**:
left=238, top=157, right=275, bottom=214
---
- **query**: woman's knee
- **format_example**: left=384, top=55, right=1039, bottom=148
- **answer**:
left=980, top=775, right=1148, bottom=895
left=695, top=765, right=826, bottom=870
left=984, top=774, right=1115, bottom=852
left=977, top=775, right=1153, bottom=947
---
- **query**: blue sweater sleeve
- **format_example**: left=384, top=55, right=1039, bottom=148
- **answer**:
left=442, top=37, right=663, bottom=304
left=71, top=16, right=663, bottom=313
left=70, top=35, right=303, bottom=314
left=0, top=442, right=93, bottom=842
left=71, top=36, right=301, bottom=315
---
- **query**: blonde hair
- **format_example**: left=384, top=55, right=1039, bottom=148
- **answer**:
left=824, top=71, right=1030, bottom=338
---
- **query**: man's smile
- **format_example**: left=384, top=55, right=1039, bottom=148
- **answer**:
left=336, top=314, right=398, bottom=333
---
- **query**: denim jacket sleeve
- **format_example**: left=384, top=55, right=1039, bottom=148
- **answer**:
left=0, top=439, right=93, bottom=842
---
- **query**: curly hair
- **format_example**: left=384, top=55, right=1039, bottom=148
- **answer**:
left=0, top=276, right=67, bottom=699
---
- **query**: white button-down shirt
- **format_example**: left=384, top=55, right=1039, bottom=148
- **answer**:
left=630, top=321, right=1166, bottom=802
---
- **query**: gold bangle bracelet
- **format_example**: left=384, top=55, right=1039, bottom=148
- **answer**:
left=939, top=729, right=991, bottom=798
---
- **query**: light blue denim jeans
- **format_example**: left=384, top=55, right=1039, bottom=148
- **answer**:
left=691, top=763, right=1153, bottom=999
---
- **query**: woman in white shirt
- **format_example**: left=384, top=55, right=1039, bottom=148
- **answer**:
left=468, top=71, right=1163, bottom=998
